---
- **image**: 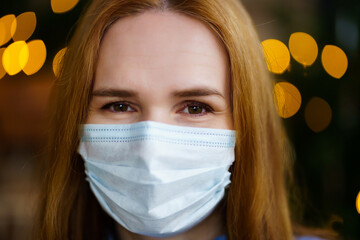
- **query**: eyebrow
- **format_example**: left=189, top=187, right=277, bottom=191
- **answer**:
left=91, top=87, right=225, bottom=99
left=92, top=89, right=138, bottom=98
left=171, top=88, right=225, bottom=99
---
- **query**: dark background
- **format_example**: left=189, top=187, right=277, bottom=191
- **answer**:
left=0, top=0, right=359, bottom=239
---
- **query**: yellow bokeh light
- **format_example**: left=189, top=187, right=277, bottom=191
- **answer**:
left=321, top=45, right=348, bottom=79
left=51, top=0, right=80, bottom=14
left=23, top=40, right=47, bottom=75
left=0, top=48, right=6, bottom=79
left=305, top=97, right=332, bottom=133
left=356, top=191, right=360, bottom=214
left=10, top=19, right=17, bottom=39
left=0, top=14, right=16, bottom=46
left=2, top=41, right=29, bottom=75
left=11, top=12, right=37, bottom=42
left=53, top=47, right=67, bottom=77
left=273, top=82, right=302, bottom=118
left=0, top=22, right=6, bottom=46
left=289, top=32, right=318, bottom=67
left=262, top=39, right=291, bottom=74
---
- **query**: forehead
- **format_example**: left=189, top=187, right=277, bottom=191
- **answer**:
left=94, top=10, right=229, bottom=93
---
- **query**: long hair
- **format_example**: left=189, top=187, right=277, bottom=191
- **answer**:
left=34, top=0, right=332, bottom=239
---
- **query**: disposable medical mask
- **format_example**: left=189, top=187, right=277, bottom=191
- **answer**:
left=77, top=121, right=236, bottom=238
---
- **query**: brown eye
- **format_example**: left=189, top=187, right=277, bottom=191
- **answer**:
left=101, top=102, right=135, bottom=113
left=188, top=105, right=204, bottom=114
left=179, top=101, right=213, bottom=116
left=112, top=103, right=129, bottom=112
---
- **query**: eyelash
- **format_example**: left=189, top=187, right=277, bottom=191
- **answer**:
left=101, top=101, right=214, bottom=117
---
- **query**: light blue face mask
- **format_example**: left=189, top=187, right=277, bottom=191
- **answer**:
left=77, top=121, right=236, bottom=238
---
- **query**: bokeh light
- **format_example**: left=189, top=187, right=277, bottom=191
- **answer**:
left=305, top=97, right=332, bottom=133
left=289, top=32, right=318, bottom=67
left=23, top=40, right=47, bottom=75
left=52, top=47, right=67, bottom=77
left=356, top=192, right=360, bottom=214
left=2, top=41, right=29, bottom=75
left=262, top=39, right=291, bottom=74
left=0, top=22, right=6, bottom=46
left=273, top=82, right=302, bottom=118
left=321, top=45, right=348, bottom=79
left=11, top=12, right=37, bottom=42
left=51, top=0, right=80, bottom=14
left=0, top=48, right=6, bottom=79
left=0, top=14, right=16, bottom=46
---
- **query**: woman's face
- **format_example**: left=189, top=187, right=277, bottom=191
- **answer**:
left=87, top=10, right=233, bottom=129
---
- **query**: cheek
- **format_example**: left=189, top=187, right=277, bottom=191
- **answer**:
left=226, top=113, right=234, bottom=130
left=85, top=105, right=99, bottom=124
left=85, top=102, right=109, bottom=124
left=217, top=112, right=234, bottom=130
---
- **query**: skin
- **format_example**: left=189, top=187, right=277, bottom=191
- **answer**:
left=87, top=10, right=233, bottom=240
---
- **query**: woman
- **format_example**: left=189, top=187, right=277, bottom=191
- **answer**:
left=35, top=0, right=338, bottom=239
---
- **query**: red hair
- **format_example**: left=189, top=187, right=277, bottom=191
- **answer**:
left=34, top=0, right=339, bottom=239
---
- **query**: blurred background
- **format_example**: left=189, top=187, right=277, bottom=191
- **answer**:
left=0, top=0, right=359, bottom=239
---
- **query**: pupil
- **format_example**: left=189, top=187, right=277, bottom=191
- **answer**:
left=189, top=106, right=202, bottom=114
left=114, top=104, right=128, bottom=112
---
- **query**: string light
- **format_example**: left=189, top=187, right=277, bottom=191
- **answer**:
left=321, top=45, right=348, bottom=79
left=305, top=97, right=332, bottom=132
left=0, top=14, right=16, bottom=46
left=356, top=192, right=360, bottom=214
left=273, top=82, right=302, bottom=118
left=0, top=48, right=6, bottom=79
left=51, top=0, right=80, bottom=14
left=262, top=39, right=291, bottom=74
left=23, top=40, right=47, bottom=75
left=2, top=41, right=29, bottom=75
left=289, top=32, right=318, bottom=67
left=52, top=47, right=67, bottom=77
left=11, top=12, right=37, bottom=42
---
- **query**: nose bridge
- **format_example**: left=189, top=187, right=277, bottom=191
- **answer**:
left=136, top=73, right=174, bottom=124
left=140, top=100, right=172, bottom=124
